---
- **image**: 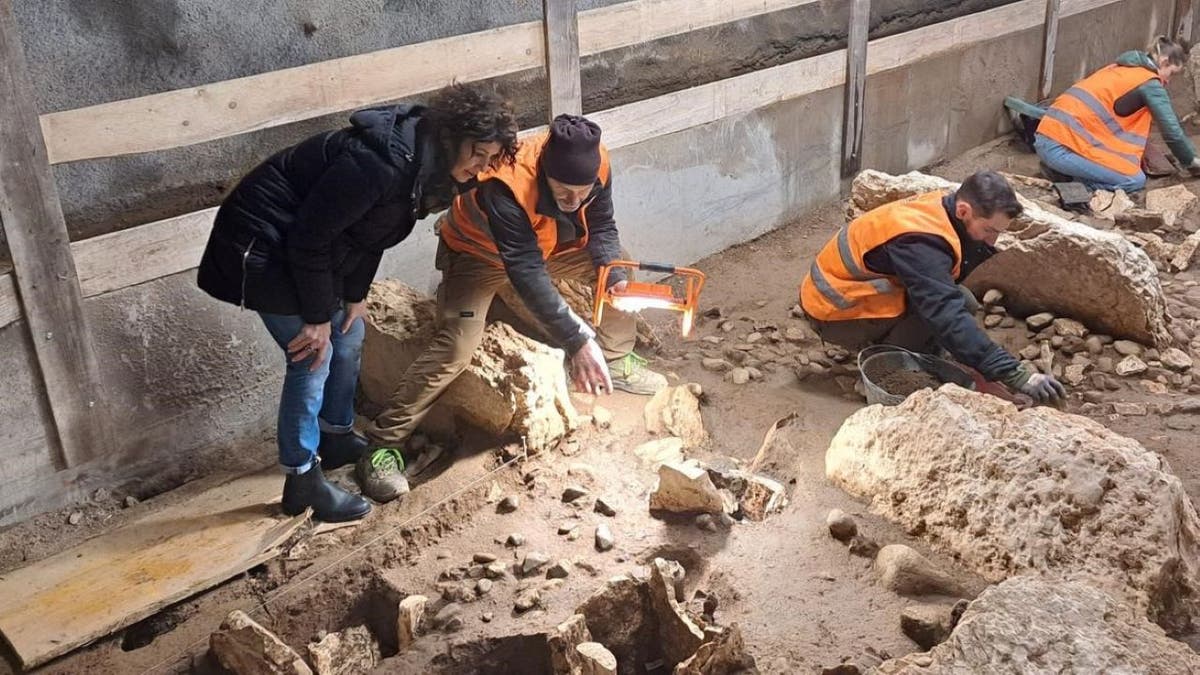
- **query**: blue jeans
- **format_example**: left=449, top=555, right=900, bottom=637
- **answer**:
left=1034, top=133, right=1146, bottom=193
left=259, top=308, right=364, bottom=473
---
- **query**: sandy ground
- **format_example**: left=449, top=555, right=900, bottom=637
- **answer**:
left=3, top=136, right=1200, bottom=674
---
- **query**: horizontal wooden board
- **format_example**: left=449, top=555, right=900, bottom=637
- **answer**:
left=72, top=207, right=217, bottom=298
left=40, top=0, right=813, bottom=164
left=0, top=469, right=305, bottom=669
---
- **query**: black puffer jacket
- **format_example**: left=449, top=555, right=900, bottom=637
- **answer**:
left=197, top=105, right=450, bottom=324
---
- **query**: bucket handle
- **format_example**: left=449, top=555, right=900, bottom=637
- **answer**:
left=857, top=344, right=922, bottom=371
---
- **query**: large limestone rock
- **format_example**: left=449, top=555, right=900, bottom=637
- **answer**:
left=363, top=281, right=579, bottom=453
left=826, top=385, right=1200, bottom=634
left=209, top=610, right=312, bottom=675
left=306, top=626, right=379, bottom=675
left=877, top=577, right=1200, bottom=674
left=644, top=385, right=707, bottom=448
left=849, top=170, right=1172, bottom=346
left=649, top=558, right=705, bottom=664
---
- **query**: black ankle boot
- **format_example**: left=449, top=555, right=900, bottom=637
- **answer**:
left=282, top=462, right=371, bottom=522
left=318, top=431, right=370, bottom=471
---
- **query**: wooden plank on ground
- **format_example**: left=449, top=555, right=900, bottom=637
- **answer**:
left=1039, top=0, right=1062, bottom=100
left=39, top=0, right=814, bottom=165
left=841, top=0, right=871, bottom=177
left=0, top=273, right=20, bottom=327
left=0, top=469, right=306, bottom=669
left=73, top=207, right=217, bottom=298
left=543, top=0, right=583, bottom=118
left=0, top=0, right=114, bottom=468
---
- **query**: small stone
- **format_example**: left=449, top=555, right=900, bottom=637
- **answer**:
left=514, top=589, right=541, bottom=613
left=848, top=535, right=880, bottom=559
left=481, top=612, right=493, bottom=623
left=746, top=332, right=764, bottom=343
left=562, top=486, right=589, bottom=503
left=123, top=495, right=139, bottom=508
left=1141, top=380, right=1169, bottom=395
left=485, top=563, right=507, bottom=579
left=826, top=509, right=858, bottom=541
left=567, top=530, right=580, bottom=541
left=547, top=561, right=571, bottom=579
left=1019, top=344, right=1041, bottom=360
left=576, top=642, right=618, bottom=675
left=874, top=545, right=965, bottom=596
left=983, top=314, right=1002, bottom=328
left=1084, top=335, right=1104, bottom=355
left=695, top=514, right=718, bottom=532
left=1115, top=355, right=1148, bottom=377
left=1063, top=363, right=1089, bottom=386
left=210, top=610, right=312, bottom=675
left=93, top=487, right=110, bottom=502
left=67, top=511, right=82, bottom=526
left=726, top=368, right=751, bottom=385
left=506, top=533, right=526, bottom=547
left=791, top=304, right=805, bottom=318
left=433, top=603, right=462, bottom=631
left=591, top=405, right=613, bottom=429
left=522, top=552, right=551, bottom=575
left=784, top=326, right=807, bottom=342
left=900, top=603, right=956, bottom=650
left=982, top=289, right=1004, bottom=305
left=1000, top=316, right=1015, bottom=328
left=1026, top=312, right=1054, bottom=331
left=472, top=552, right=497, bottom=564
left=595, top=523, right=615, bottom=552
left=475, top=579, right=493, bottom=595
left=594, top=498, right=617, bottom=517
left=498, top=495, right=520, bottom=513
left=397, top=595, right=427, bottom=652
left=1112, top=402, right=1148, bottom=416
left=436, top=550, right=451, bottom=560
left=1160, top=347, right=1194, bottom=372
left=558, top=522, right=578, bottom=535
left=1097, top=356, right=1115, bottom=373
left=1113, top=340, right=1142, bottom=356
left=1052, top=318, right=1087, bottom=338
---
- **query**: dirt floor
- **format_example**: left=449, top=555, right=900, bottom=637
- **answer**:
left=3, top=133, right=1200, bottom=674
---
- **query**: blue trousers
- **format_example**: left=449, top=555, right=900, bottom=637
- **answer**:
left=1034, top=133, right=1146, bottom=193
left=259, top=308, right=364, bottom=473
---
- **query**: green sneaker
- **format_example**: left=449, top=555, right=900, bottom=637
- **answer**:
left=607, top=353, right=668, bottom=395
left=356, top=448, right=411, bottom=503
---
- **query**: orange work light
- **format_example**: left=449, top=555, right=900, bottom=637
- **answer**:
left=593, top=260, right=706, bottom=337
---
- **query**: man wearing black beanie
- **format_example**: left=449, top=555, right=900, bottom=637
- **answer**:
left=364, top=114, right=665, bottom=474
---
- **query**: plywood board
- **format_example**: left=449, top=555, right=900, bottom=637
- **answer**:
left=0, top=469, right=306, bottom=669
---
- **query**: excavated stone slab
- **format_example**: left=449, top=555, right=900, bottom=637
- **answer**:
left=209, top=610, right=312, bottom=675
left=826, top=385, right=1200, bottom=634
left=877, top=577, right=1200, bottom=674
left=644, top=385, right=707, bottom=448
left=306, top=625, right=379, bottom=675
left=849, top=170, right=1172, bottom=346
left=363, top=281, right=578, bottom=453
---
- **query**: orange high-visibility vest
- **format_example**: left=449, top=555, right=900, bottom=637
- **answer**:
left=800, top=191, right=962, bottom=322
left=440, top=132, right=612, bottom=266
left=1038, top=64, right=1159, bottom=176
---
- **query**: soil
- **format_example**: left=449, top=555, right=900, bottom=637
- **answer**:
left=3, top=135, right=1200, bottom=673
left=874, top=369, right=944, bottom=397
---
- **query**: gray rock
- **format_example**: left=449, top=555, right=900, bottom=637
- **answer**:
left=595, top=523, right=615, bottom=552
left=1113, top=339, right=1142, bottom=356
left=497, top=495, right=520, bottom=513
left=1160, top=347, right=1194, bottom=372
left=547, top=561, right=571, bottom=579
left=484, top=563, right=508, bottom=579
left=522, top=552, right=551, bottom=575
left=900, top=603, right=956, bottom=650
left=1052, top=318, right=1087, bottom=338
left=594, top=498, right=617, bottom=517
left=475, top=579, right=493, bottom=595
left=826, top=509, right=858, bottom=541
left=982, top=289, right=1004, bottom=305
left=983, top=314, right=1002, bottom=328
left=514, top=589, right=541, bottom=613
left=67, top=511, right=82, bottom=525
left=726, top=367, right=751, bottom=385
left=873, top=545, right=965, bottom=596
left=563, top=486, right=590, bottom=503
left=1026, top=312, right=1054, bottom=331
left=506, top=533, right=525, bottom=547
left=695, top=514, right=718, bottom=532
left=1115, top=355, right=1148, bottom=376
left=472, top=552, right=497, bottom=564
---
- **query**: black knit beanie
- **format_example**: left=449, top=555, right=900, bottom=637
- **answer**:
left=542, top=114, right=602, bottom=185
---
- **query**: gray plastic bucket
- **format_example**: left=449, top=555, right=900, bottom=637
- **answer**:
left=858, top=345, right=977, bottom=405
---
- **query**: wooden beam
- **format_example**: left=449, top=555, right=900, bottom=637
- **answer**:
left=0, top=272, right=19, bottom=327
left=40, top=0, right=814, bottom=165
left=542, top=0, right=583, bottom=118
left=72, top=207, right=217, bottom=298
left=841, top=0, right=871, bottom=177
left=1039, top=0, right=1062, bottom=100
left=0, top=0, right=115, bottom=467
left=1175, top=0, right=1194, bottom=43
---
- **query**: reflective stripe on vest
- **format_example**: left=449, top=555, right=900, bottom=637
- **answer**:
left=799, top=191, right=963, bottom=322
left=440, top=131, right=612, bottom=267
left=1038, top=64, right=1157, bottom=176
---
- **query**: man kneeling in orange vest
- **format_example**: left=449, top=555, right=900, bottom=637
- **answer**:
left=799, top=170, right=1066, bottom=404
left=359, top=115, right=666, bottom=498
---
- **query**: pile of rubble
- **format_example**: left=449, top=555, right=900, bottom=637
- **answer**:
left=823, top=384, right=1200, bottom=671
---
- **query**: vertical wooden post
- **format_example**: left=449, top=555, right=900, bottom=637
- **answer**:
left=1175, top=0, right=1194, bottom=43
left=841, top=0, right=870, bottom=177
left=1039, top=0, right=1062, bottom=101
left=542, top=0, right=582, bottom=119
left=0, top=0, right=114, bottom=467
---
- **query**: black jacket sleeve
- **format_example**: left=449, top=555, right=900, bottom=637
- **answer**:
left=885, top=236, right=1022, bottom=381
left=288, top=149, right=389, bottom=324
left=477, top=181, right=595, bottom=354
left=343, top=250, right=385, bottom=303
left=583, top=179, right=626, bottom=287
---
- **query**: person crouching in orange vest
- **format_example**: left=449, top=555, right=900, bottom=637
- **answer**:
left=799, top=170, right=1066, bottom=404
left=358, top=115, right=667, bottom=500
left=1035, top=36, right=1198, bottom=192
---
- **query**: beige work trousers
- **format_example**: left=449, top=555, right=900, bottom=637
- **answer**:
left=367, top=243, right=636, bottom=447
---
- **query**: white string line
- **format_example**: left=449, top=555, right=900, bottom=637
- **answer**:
left=141, top=446, right=527, bottom=674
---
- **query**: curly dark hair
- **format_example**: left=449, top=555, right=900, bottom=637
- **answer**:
left=425, top=83, right=519, bottom=167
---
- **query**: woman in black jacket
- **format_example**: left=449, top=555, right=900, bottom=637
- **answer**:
left=197, top=85, right=518, bottom=522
